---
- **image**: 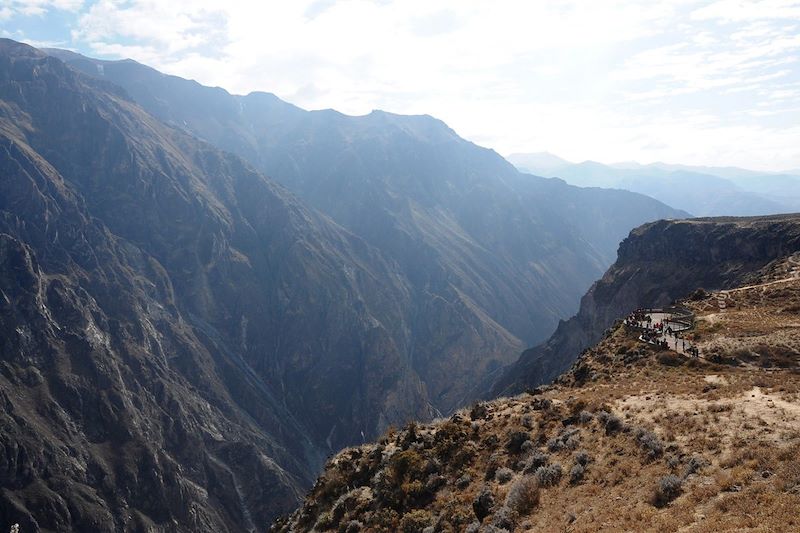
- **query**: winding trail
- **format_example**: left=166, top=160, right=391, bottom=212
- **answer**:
left=719, top=253, right=800, bottom=297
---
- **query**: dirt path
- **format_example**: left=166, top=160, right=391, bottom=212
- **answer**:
left=718, top=254, right=800, bottom=296
left=720, top=276, right=797, bottom=294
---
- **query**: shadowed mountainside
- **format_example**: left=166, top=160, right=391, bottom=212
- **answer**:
left=48, top=49, right=688, bottom=410
left=0, top=38, right=445, bottom=531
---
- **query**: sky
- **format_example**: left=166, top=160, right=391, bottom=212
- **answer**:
left=2, top=0, right=800, bottom=172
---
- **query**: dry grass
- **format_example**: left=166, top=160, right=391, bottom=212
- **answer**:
left=274, top=272, right=800, bottom=533
left=686, top=273, right=800, bottom=369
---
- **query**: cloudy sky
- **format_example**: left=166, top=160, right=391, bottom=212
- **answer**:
left=3, top=0, right=800, bottom=171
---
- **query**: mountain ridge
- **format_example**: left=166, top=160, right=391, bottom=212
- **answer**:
left=47, top=45, right=687, bottom=411
left=0, top=38, right=441, bottom=529
left=508, top=152, right=800, bottom=216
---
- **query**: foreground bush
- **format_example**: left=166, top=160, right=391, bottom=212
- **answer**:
left=653, top=475, right=682, bottom=507
left=505, top=475, right=540, bottom=515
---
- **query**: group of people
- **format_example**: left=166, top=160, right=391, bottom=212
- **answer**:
left=624, top=309, right=650, bottom=327
left=640, top=330, right=671, bottom=349
left=625, top=309, right=700, bottom=358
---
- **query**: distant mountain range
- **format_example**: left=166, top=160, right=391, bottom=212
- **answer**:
left=508, top=152, right=800, bottom=217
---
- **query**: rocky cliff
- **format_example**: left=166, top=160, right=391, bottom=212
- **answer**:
left=492, top=214, right=800, bottom=396
left=47, top=48, right=687, bottom=413
left=0, top=38, right=443, bottom=531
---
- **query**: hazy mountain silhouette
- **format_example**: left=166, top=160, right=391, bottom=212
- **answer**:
left=506, top=151, right=572, bottom=176
left=509, top=153, right=800, bottom=216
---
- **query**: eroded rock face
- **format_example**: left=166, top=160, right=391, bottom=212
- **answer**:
left=48, top=47, right=687, bottom=414
left=0, top=39, right=440, bottom=530
left=493, top=215, right=800, bottom=396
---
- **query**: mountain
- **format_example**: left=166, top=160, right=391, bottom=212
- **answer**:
left=493, top=214, right=800, bottom=397
left=275, top=255, right=800, bottom=531
left=47, top=49, right=686, bottom=409
left=508, top=154, right=799, bottom=217
left=612, top=161, right=800, bottom=209
left=0, top=38, right=445, bottom=530
left=0, top=39, right=687, bottom=530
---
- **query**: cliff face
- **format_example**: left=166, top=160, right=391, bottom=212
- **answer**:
left=48, top=49, right=687, bottom=413
left=0, top=39, right=444, bottom=530
left=492, top=215, right=800, bottom=396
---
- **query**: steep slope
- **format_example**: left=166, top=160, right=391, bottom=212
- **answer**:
left=275, top=264, right=800, bottom=532
left=0, top=38, right=443, bottom=530
left=48, top=50, right=687, bottom=411
left=509, top=154, right=795, bottom=216
left=493, top=214, right=800, bottom=397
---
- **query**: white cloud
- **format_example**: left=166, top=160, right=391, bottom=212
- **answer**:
left=6, top=0, right=800, bottom=170
left=1, top=0, right=83, bottom=18
left=691, top=0, right=800, bottom=22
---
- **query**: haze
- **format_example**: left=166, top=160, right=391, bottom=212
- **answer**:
left=4, top=0, right=800, bottom=171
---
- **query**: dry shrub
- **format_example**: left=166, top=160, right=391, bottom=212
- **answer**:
left=569, top=463, right=586, bottom=485
left=652, top=475, right=682, bottom=507
left=598, top=411, right=625, bottom=435
left=635, top=428, right=664, bottom=460
left=574, top=451, right=592, bottom=466
left=506, top=431, right=531, bottom=454
left=657, top=352, right=686, bottom=367
left=523, top=451, right=550, bottom=474
left=491, top=505, right=516, bottom=530
left=535, top=463, right=563, bottom=487
left=505, top=475, right=540, bottom=515
left=399, top=509, right=433, bottom=533
left=495, top=467, right=514, bottom=484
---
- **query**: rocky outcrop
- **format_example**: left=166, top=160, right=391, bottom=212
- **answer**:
left=492, top=214, right=800, bottom=396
